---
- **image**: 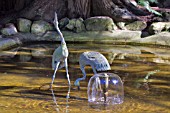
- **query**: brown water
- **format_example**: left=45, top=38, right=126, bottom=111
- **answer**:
left=0, top=43, right=169, bottom=113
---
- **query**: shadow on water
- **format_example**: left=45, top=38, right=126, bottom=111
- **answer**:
left=0, top=43, right=170, bottom=113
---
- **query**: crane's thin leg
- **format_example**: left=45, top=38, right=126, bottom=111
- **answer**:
left=77, top=66, right=87, bottom=90
left=51, top=61, right=60, bottom=88
left=64, top=58, right=71, bottom=86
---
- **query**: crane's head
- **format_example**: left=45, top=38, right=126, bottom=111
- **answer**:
left=53, top=12, right=59, bottom=28
left=74, top=79, right=80, bottom=90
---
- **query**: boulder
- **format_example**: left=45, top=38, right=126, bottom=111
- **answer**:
left=0, top=38, right=21, bottom=50
left=148, top=22, right=170, bottom=34
left=59, top=17, right=69, bottom=29
left=31, top=20, right=53, bottom=35
left=84, top=16, right=117, bottom=31
left=17, top=18, right=32, bottom=33
left=66, top=18, right=86, bottom=33
left=1, top=23, right=18, bottom=36
left=135, top=32, right=170, bottom=46
left=125, top=21, right=147, bottom=31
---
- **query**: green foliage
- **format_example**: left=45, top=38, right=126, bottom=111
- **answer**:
left=137, top=0, right=162, bottom=16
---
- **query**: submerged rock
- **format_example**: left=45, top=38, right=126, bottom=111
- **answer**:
left=31, top=20, right=53, bottom=35
left=18, top=49, right=32, bottom=62
left=17, top=18, right=32, bottom=33
left=31, top=46, right=52, bottom=58
left=84, top=16, right=117, bottom=31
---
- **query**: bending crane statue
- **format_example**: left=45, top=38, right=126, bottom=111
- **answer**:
left=74, top=51, right=111, bottom=89
left=51, top=12, right=70, bottom=88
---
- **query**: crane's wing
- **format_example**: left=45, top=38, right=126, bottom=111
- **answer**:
left=80, top=51, right=111, bottom=71
left=52, top=46, right=62, bottom=70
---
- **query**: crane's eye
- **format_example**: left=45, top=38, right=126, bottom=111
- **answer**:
left=88, top=56, right=96, bottom=59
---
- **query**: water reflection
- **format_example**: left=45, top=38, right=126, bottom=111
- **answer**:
left=51, top=87, right=71, bottom=113
left=0, top=43, right=170, bottom=113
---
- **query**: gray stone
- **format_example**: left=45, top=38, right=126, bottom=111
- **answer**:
left=1, top=23, right=18, bottom=36
left=0, top=38, right=21, bottom=50
left=84, top=16, right=117, bottom=31
left=62, top=30, right=141, bottom=43
left=17, top=18, right=32, bottom=33
left=31, top=20, right=53, bottom=35
left=0, top=48, right=19, bottom=58
left=59, top=17, right=69, bottom=29
left=66, top=18, right=86, bottom=33
left=125, top=21, right=147, bottom=31
left=42, top=31, right=60, bottom=41
left=117, top=22, right=127, bottom=30
left=134, top=32, right=170, bottom=46
left=148, top=22, right=170, bottom=34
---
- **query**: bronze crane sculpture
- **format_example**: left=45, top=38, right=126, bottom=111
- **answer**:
left=74, top=51, right=111, bottom=89
left=51, top=12, right=70, bottom=88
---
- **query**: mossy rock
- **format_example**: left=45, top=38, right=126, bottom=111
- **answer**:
left=84, top=16, right=117, bottom=31
left=31, top=20, right=53, bottom=35
left=125, top=21, right=147, bottom=31
left=17, top=18, right=32, bottom=33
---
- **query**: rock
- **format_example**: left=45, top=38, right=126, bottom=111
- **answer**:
left=163, top=12, right=170, bottom=21
left=125, top=21, right=147, bottom=31
left=31, top=20, right=53, bottom=35
left=1, top=23, right=18, bottom=36
left=0, top=38, right=21, bottom=50
left=17, top=18, right=32, bottom=33
left=18, top=49, right=32, bottom=62
left=42, top=31, right=60, bottom=41
left=149, top=22, right=170, bottom=34
left=0, top=48, right=19, bottom=58
left=66, top=18, right=86, bottom=33
left=84, top=16, right=117, bottom=31
left=62, top=30, right=141, bottom=43
left=116, top=22, right=127, bottom=30
left=59, top=17, right=69, bottom=29
left=134, top=32, right=170, bottom=46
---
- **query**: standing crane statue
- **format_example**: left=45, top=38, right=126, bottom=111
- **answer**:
left=74, top=51, right=111, bottom=90
left=51, top=12, right=70, bottom=88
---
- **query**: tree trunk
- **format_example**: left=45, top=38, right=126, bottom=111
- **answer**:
left=0, top=0, right=150, bottom=24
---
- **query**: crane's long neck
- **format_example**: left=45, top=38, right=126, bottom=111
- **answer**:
left=55, top=25, right=66, bottom=45
left=53, top=12, right=66, bottom=45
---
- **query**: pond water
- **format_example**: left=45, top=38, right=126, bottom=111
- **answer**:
left=0, top=43, right=169, bottom=113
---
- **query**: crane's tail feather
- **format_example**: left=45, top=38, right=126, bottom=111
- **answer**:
left=96, top=63, right=111, bottom=71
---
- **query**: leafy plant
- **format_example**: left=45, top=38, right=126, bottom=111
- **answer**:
left=137, top=0, right=162, bottom=16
